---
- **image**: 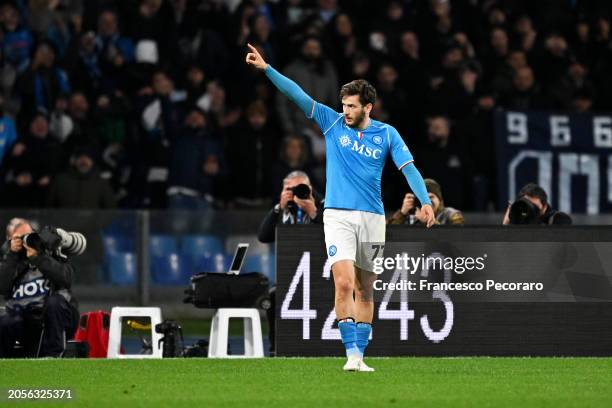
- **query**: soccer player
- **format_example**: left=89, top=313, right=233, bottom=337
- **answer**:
left=246, top=44, right=434, bottom=371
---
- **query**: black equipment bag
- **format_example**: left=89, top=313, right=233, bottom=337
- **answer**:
left=184, top=272, right=271, bottom=310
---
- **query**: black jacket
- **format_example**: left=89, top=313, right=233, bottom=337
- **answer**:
left=0, top=250, right=76, bottom=311
left=258, top=195, right=324, bottom=243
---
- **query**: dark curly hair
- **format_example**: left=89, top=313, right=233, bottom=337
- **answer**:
left=339, top=79, right=377, bottom=106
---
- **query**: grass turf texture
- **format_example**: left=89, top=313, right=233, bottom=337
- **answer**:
left=1, top=358, right=612, bottom=407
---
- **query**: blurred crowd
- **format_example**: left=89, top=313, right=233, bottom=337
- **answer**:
left=0, top=0, right=611, bottom=212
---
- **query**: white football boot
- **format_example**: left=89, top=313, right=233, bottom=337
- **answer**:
left=357, top=359, right=375, bottom=372
left=343, top=355, right=362, bottom=371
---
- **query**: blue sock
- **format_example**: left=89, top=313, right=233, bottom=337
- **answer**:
left=338, top=319, right=360, bottom=358
left=356, top=322, right=372, bottom=356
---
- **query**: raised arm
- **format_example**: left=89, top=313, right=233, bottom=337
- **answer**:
left=246, top=43, right=314, bottom=116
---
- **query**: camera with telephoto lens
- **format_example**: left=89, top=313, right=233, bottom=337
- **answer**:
left=22, top=227, right=62, bottom=253
left=155, top=320, right=184, bottom=357
left=19, top=226, right=87, bottom=257
left=291, top=183, right=311, bottom=199
left=508, top=197, right=541, bottom=224
left=287, top=184, right=311, bottom=212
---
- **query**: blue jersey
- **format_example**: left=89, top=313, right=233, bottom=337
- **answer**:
left=263, top=65, right=430, bottom=213
left=309, top=102, right=414, bottom=215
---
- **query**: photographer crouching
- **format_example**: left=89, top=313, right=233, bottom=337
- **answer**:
left=258, top=171, right=324, bottom=354
left=258, top=171, right=324, bottom=243
left=0, top=221, right=85, bottom=357
left=502, top=183, right=572, bottom=225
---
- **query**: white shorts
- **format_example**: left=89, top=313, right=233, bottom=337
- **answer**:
left=323, top=209, right=386, bottom=272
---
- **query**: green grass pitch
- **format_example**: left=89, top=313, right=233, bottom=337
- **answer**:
left=1, top=358, right=612, bottom=407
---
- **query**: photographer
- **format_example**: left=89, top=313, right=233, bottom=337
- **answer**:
left=258, top=171, right=323, bottom=355
left=258, top=171, right=324, bottom=243
left=388, top=179, right=464, bottom=226
left=503, top=183, right=572, bottom=225
left=0, top=221, right=80, bottom=358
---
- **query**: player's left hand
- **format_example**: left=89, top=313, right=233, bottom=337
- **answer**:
left=419, top=204, right=435, bottom=228
left=294, top=195, right=317, bottom=219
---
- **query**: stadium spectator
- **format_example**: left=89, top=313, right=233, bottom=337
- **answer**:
left=513, top=15, right=538, bottom=55
left=199, top=80, right=241, bottom=133
left=14, top=41, right=71, bottom=123
left=388, top=178, right=464, bottom=226
left=317, top=0, right=338, bottom=24
left=126, top=0, right=178, bottom=64
left=228, top=100, right=279, bottom=205
left=271, top=135, right=312, bottom=198
left=1, top=112, right=63, bottom=207
left=538, top=32, right=571, bottom=91
left=489, top=49, right=528, bottom=97
left=65, top=32, right=104, bottom=99
left=327, top=13, right=358, bottom=85
left=548, top=61, right=595, bottom=111
left=375, top=63, right=408, bottom=132
left=276, top=36, right=338, bottom=135
left=417, top=115, right=470, bottom=209
left=167, top=107, right=224, bottom=210
left=457, top=92, right=498, bottom=211
left=184, top=65, right=207, bottom=109
left=499, top=66, right=548, bottom=110
left=136, top=70, right=184, bottom=207
left=176, top=5, right=229, bottom=81
left=0, top=3, right=34, bottom=75
left=47, top=145, right=116, bottom=209
left=96, top=9, right=135, bottom=70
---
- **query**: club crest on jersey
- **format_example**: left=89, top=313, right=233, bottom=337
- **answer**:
left=328, top=245, right=337, bottom=256
left=373, top=135, right=383, bottom=145
left=339, top=135, right=351, bottom=147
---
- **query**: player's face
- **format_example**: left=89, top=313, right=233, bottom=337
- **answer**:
left=342, top=95, right=371, bottom=128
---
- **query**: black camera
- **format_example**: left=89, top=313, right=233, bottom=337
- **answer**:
left=155, top=320, right=184, bottom=357
left=291, top=183, right=311, bottom=199
left=508, top=197, right=541, bottom=224
left=21, top=227, right=62, bottom=253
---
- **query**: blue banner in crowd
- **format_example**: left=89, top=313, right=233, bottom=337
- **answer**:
left=495, top=110, right=612, bottom=214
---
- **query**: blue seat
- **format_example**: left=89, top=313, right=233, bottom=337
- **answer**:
left=107, top=252, right=137, bottom=285
left=181, top=235, right=224, bottom=259
left=102, top=235, right=132, bottom=255
left=149, top=235, right=178, bottom=257
left=242, top=254, right=275, bottom=282
left=151, top=253, right=191, bottom=285
left=193, top=253, right=229, bottom=273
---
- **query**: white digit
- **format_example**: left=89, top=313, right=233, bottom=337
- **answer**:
left=378, top=267, right=414, bottom=340
left=507, top=112, right=528, bottom=144
left=321, top=308, right=341, bottom=340
left=280, top=251, right=317, bottom=339
left=558, top=153, right=600, bottom=214
left=594, top=117, right=612, bottom=148
left=420, top=253, right=454, bottom=343
left=322, top=258, right=332, bottom=280
left=420, top=290, right=454, bottom=343
left=550, top=115, right=571, bottom=146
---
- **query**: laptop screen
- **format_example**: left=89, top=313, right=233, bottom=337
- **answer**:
left=229, top=244, right=249, bottom=273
